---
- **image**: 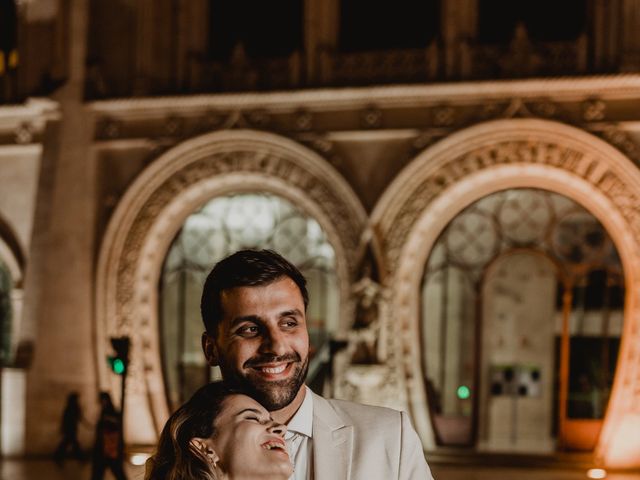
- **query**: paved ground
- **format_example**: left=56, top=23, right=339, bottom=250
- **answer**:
left=2, top=458, right=640, bottom=480
left=429, top=464, right=640, bottom=480
left=0, top=458, right=144, bottom=480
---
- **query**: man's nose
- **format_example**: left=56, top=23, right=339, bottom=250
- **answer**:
left=260, top=327, right=287, bottom=356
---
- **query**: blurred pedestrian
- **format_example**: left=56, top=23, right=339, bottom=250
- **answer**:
left=91, top=391, right=127, bottom=480
left=53, top=392, right=85, bottom=464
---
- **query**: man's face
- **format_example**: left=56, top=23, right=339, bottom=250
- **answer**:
left=204, top=277, right=309, bottom=411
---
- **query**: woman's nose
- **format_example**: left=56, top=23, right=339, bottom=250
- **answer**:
left=268, top=421, right=287, bottom=437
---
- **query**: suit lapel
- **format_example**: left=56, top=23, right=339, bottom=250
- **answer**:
left=312, top=392, right=353, bottom=480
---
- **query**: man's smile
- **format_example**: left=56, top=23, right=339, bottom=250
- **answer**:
left=257, top=364, right=287, bottom=375
left=244, top=352, right=300, bottom=378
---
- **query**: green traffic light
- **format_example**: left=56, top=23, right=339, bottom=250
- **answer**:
left=457, top=385, right=471, bottom=400
left=112, top=358, right=125, bottom=375
left=108, top=355, right=126, bottom=375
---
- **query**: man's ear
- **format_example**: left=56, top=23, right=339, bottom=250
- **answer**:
left=202, top=332, right=219, bottom=367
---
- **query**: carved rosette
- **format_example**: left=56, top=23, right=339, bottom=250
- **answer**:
left=96, top=130, right=366, bottom=443
left=371, top=118, right=640, bottom=465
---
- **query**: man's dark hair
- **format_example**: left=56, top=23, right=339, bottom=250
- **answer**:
left=200, top=249, right=309, bottom=335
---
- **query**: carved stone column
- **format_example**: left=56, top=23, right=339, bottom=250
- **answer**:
left=592, top=0, right=622, bottom=71
left=134, top=0, right=154, bottom=94
left=306, top=0, right=339, bottom=83
left=25, top=0, right=98, bottom=454
left=175, top=0, right=209, bottom=90
left=442, top=0, right=477, bottom=78
left=621, top=0, right=640, bottom=71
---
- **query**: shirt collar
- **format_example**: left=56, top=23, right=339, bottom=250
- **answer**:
left=286, top=385, right=313, bottom=438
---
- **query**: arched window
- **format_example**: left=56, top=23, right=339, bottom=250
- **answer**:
left=422, top=189, right=623, bottom=452
left=160, top=192, right=339, bottom=407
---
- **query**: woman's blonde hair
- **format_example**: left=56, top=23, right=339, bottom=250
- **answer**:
left=147, top=382, right=234, bottom=480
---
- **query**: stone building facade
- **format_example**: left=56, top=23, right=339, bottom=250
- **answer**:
left=2, top=0, right=640, bottom=469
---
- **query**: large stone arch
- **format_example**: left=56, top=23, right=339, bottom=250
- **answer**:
left=372, top=118, right=640, bottom=468
left=95, top=129, right=367, bottom=444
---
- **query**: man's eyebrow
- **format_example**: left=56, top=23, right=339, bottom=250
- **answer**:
left=279, top=308, right=303, bottom=318
left=229, top=315, right=262, bottom=328
left=229, top=309, right=303, bottom=327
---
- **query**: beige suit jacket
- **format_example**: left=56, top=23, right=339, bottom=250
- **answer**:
left=311, top=391, right=434, bottom=479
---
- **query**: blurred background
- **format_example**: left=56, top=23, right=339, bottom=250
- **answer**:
left=2, top=0, right=640, bottom=477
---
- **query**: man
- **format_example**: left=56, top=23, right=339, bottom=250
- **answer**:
left=200, top=249, right=433, bottom=479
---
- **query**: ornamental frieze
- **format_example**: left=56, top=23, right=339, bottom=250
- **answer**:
left=381, top=140, right=640, bottom=270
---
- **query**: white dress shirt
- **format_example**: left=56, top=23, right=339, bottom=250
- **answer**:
left=285, top=386, right=314, bottom=480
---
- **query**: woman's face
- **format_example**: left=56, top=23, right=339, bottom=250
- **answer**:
left=206, top=394, right=293, bottom=479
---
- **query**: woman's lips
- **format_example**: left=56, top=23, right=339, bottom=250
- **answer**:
left=261, top=438, right=289, bottom=456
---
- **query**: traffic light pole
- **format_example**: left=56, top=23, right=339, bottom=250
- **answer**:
left=108, top=336, right=130, bottom=462
left=119, top=362, right=127, bottom=460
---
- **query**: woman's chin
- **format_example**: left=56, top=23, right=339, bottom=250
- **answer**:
left=269, top=459, right=294, bottom=479
left=270, top=459, right=294, bottom=478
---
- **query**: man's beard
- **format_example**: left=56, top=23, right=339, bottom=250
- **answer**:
left=217, top=353, right=309, bottom=411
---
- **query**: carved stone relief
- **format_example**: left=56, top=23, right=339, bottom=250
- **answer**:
left=381, top=139, right=640, bottom=268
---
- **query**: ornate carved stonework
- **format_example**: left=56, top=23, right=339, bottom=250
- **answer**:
left=360, top=105, right=383, bottom=129
left=14, top=123, right=34, bottom=144
left=0, top=99, right=58, bottom=147
left=371, top=118, right=640, bottom=465
left=597, top=125, right=640, bottom=167
left=583, top=98, right=607, bottom=121
left=381, top=139, right=640, bottom=268
left=96, top=130, right=367, bottom=443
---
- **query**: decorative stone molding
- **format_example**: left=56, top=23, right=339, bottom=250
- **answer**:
left=597, top=125, right=640, bottom=167
left=89, top=76, right=640, bottom=145
left=0, top=99, right=58, bottom=147
left=333, top=283, right=408, bottom=413
left=582, top=98, right=607, bottom=121
left=371, top=118, right=640, bottom=467
left=360, top=105, right=383, bottom=129
left=95, top=129, right=367, bottom=443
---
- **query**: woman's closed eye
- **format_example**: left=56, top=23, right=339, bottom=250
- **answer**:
left=244, top=413, right=271, bottom=424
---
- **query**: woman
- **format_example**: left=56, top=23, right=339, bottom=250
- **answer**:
left=147, top=382, right=293, bottom=480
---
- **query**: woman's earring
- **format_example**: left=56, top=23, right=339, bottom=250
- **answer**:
left=190, top=439, right=219, bottom=468
left=206, top=448, right=219, bottom=468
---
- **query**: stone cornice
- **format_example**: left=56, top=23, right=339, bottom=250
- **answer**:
left=88, top=75, right=640, bottom=115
